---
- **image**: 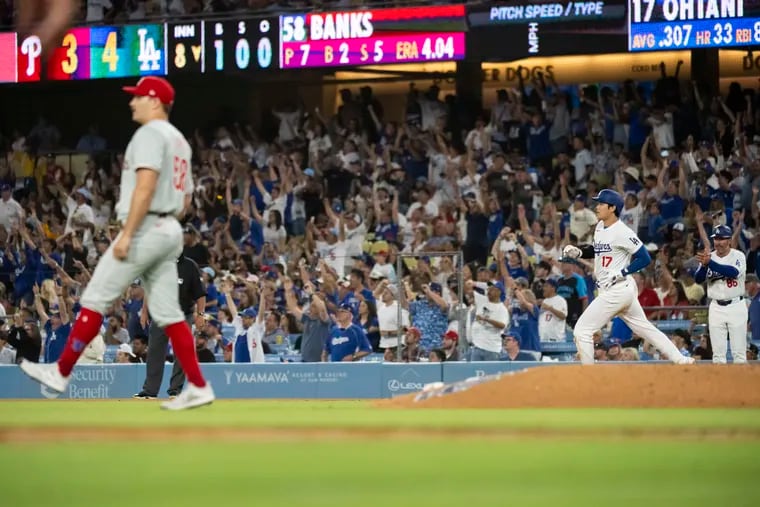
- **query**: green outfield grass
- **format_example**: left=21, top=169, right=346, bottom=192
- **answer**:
left=2, top=400, right=760, bottom=431
left=1, top=401, right=759, bottom=507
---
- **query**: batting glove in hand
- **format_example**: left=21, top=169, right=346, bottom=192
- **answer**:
left=562, top=245, right=582, bottom=259
left=599, top=271, right=625, bottom=289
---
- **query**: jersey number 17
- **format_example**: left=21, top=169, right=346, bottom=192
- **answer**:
left=173, top=156, right=188, bottom=192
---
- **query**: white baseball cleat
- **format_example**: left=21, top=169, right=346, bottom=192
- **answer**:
left=19, top=360, right=70, bottom=393
left=160, top=382, right=215, bottom=411
left=680, top=357, right=696, bottom=365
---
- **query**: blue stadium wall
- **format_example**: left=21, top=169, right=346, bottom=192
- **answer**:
left=0, top=363, right=555, bottom=399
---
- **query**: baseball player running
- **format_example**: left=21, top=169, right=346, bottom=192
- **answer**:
left=563, top=189, right=694, bottom=365
left=694, top=225, right=747, bottom=363
left=20, top=77, right=215, bottom=410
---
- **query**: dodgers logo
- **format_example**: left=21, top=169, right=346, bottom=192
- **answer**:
left=332, top=336, right=349, bottom=346
left=593, top=242, right=612, bottom=253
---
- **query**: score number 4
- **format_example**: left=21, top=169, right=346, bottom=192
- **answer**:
left=60, top=28, right=160, bottom=76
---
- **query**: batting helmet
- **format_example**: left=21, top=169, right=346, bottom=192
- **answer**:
left=592, top=189, right=624, bottom=216
left=711, top=225, right=732, bottom=239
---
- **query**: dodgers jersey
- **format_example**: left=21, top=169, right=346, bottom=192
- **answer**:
left=592, top=220, right=642, bottom=283
left=116, top=119, right=193, bottom=222
left=705, top=249, right=746, bottom=300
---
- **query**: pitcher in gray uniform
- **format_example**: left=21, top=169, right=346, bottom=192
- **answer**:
left=20, top=77, right=215, bottom=411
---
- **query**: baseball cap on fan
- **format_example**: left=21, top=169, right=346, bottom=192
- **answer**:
left=122, top=77, right=175, bottom=105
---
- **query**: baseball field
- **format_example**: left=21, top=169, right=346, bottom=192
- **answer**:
left=1, top=365, right=759, bottom=507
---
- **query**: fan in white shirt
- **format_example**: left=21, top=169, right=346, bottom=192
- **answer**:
left=466, top=280, right=510, bottom=355
left=369, top=251, right=397, bottom=283
left=374, top=281, right=410, bottom=349
left=309, top=217, right=350, bottom=277
left=272, top=106, right=302, bottom=144
left=323, top=204, right=366, bottom=258
left=406, top=188, right=439, bottom=221
left=568, top=196, right=597, bottom=243
left=223, top=281, right=268, bottom=364
left=65, top=188, right=95, bottom=247
left=619, top=194, right=643, bottom=234
left=572, top=137, right=594, bottom=189
left=538, top=279, right=568, bottom=342
left=0, top=185, right=24, bottom=232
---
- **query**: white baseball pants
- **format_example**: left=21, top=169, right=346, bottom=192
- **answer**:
left=574, top=278, right=691, bottom=364
left=708, top=300, right=747, bottom=364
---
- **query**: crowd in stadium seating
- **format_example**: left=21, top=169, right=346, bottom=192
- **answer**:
left=1, top=58, right=760, bottom=366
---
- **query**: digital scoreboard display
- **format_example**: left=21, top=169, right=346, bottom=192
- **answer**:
left=0, top=8, right=466, bottom=83
left=628, top=0, right=760, bottom=50
left=279, top=5, right=467, bottom=69
left=16, top=24, right=165, bottom=82
left=166, top=21, right=205, bottom=74
left=203, top=17, right=278, bottom=74
left=468, top=1, right=629, bottom=60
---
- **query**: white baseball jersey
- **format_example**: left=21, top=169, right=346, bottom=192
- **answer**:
left=538, top=294, right=568, bottom=342
left=705, top=249, right=746, bottom=300
left=232, top=316, right=266, bottom=364
left=116, top=119, right=193, bottom=222
left=593, top=220, right=642, bottom=283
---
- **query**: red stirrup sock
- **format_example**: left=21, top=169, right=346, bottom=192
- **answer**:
left=164, top=321, right=206, bottom=388
left=58, top=308, right=104, bottom=377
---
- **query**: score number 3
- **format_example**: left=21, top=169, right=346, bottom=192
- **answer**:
left=61, top=33, right=78, bottom=74
left=173, top=156, right=188, bottom=191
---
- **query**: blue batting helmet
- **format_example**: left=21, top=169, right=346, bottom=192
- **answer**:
left=592, top=189, right=624, bottom=215
left=711, top=225, right=732, bottom=239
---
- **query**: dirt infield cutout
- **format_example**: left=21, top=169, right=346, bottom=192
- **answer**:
left=381, top=364, right=760, bottom=409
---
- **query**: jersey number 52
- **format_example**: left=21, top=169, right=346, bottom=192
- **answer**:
left=173, top=156, right=188, bottom=192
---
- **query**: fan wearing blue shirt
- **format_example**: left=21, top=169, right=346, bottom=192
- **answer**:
left=340, top=269, right=376, bottom=317
left=201, top=267, right=219, bottom=312
left=657, top=178, right=685, bottom=225
left=323, top=304, right=372, bottom=362
left=35, top=291, right=72, bottom=363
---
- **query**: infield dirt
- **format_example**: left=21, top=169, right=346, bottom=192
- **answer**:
left=381, top=364, right=760, bottom=409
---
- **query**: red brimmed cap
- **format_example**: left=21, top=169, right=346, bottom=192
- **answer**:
left=443, top=330, right=459, bottom=341
left=122, top=77, right=175, bottom=105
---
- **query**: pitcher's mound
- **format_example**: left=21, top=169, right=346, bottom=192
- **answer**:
left=381, top=364, right=760, bottom=408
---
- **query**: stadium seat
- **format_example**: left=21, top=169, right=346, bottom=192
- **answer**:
left=653, top=320, right=692, bottom=333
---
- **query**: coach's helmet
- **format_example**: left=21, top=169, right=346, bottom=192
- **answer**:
left=711, top=225, right=732, bottom=239
left=592, top=189, right=624, bottom=216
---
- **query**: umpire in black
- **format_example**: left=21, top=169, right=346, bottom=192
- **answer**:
left=134, top=254, right=206, bottom=399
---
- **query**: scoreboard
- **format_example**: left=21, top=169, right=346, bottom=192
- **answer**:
left=12, top=23, right=166, bottom=83
left=203, top=18, right=277, bottom=73
left=279, top=5, right=467, bottom=69
left=467, top=1, right=629, bottom=60
left=0, top=6, right=463, bottom=84
left=628, top=0, right=760, bottom=51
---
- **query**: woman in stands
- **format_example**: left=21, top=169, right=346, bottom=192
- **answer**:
left=661, top=280, right=691, bottom=320
left=356, top=299, right=380, bottom=352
